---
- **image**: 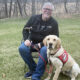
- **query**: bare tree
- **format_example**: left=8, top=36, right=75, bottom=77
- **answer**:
left=76, top=0, right=79, bottom=12
left=32, top=0, right=36, bottom=15
left=13, top=0, right=18, bottom=17
left=64, top=0, right=68, bottom=13
left=23, top=0, right=28, bottom=16
left=21, top=0, right=28, bottom=16
left=9, top=0, right=13, bottom=17
left=4, top=0, right=8, bottom=17
left=17, top=0, right=23, bottom=16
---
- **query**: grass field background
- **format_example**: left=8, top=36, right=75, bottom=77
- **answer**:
left=0, top=16, right=80, bottom=80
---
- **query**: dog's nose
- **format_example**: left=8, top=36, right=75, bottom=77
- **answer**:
left=49, top=43, right=52, bottom=48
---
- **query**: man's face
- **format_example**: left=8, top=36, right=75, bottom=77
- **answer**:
left=42, top=5, right=53, bottom=21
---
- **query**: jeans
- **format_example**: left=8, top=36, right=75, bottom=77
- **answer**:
left=19, top=42, right=48, bottom=80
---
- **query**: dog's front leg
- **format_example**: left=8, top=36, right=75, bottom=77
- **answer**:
left=53, top=66, right=62, bottom=80
left=50, top=57, right=63, bottom=80
left=44, top=72, right=52, bottom=80
left=47, top=52, right=51, bottom=64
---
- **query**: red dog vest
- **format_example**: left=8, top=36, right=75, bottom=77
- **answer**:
left=58, top=50, right=68, bottom=64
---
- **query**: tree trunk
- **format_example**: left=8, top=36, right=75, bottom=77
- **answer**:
left=9, top=0, right=13, bottom=17
left=64, top=0, right=68, bottom=13
left=17, top=0, right=23, bottom=16
left=23, top=3, right=28, bottom=16
left=13, top=0, right=18, bottom=17
left=32, top=0, right=36, bottom=16
left=4, top=0, right=8, bottom=17
left=23, top=0, right=28, bottom=16
left=76, top=0, right=79, bottom=13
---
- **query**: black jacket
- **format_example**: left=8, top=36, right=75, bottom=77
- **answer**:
left=23, top=14, right=59, bottom=45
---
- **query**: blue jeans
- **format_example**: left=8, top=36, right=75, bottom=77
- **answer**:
left=19, top=42, right=48, bottom=80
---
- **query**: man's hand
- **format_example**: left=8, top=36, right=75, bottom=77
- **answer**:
left=24, top=40, right=31, bottom=47
left=34, top=43, right=41, bottom=50
left=38, top=43, right=41, bottom=49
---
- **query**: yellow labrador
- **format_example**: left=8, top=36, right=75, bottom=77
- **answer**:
left=43, top=35, right=80, bottom=80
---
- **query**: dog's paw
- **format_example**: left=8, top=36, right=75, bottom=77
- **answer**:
left=53, top=77, right=57, bottom=80
left=44, top=77, right=50, bottom=80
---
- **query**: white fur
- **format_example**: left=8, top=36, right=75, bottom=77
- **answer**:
left=44, top=35, right=80, bottom=80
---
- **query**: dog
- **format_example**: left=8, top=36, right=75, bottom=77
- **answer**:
left=43, top=35, right=80, bottom=80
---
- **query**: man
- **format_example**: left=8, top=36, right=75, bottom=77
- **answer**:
left=19, top=2, right=59, bottom=80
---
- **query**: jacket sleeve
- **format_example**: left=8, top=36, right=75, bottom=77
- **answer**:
left=22, top=16, right=34, bottom=41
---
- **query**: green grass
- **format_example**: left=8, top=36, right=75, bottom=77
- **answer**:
left=0, top=16, right=80, bottom=80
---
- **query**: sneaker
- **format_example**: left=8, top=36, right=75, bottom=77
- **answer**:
left=24, top=71, right=33, bottom=78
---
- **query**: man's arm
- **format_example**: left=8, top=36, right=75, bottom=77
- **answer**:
left=22, top=16, right=34, bottom=41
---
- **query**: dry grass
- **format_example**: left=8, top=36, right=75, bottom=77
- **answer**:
left=0, top=16, right=80, bottom=80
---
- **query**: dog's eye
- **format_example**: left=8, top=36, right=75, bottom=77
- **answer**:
left=47, top=38, right=50, bottom=40
left=53, top=39, right=56, bottom=41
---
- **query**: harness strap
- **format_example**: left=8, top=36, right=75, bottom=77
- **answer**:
left=58, top=50, right=68, bottom=64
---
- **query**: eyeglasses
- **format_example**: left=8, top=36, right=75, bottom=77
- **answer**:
left=43, top=8, right=53, bottom=12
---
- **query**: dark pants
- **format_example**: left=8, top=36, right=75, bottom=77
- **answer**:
left=19, top=42, right=48, bottom=80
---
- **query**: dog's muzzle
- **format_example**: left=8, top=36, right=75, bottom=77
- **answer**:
left=49, top=43, right=53, bottom=49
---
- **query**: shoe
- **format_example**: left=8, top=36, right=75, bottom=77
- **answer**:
left=24, top=71, right=33, bottom=78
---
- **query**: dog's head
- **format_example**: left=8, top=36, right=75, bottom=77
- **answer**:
left=43, top=35, right=61, bottom=50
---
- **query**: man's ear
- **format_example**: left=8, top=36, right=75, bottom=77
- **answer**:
left=56, top=38, right=61, bottom=49
left=43, top=37, right=47, bottom=46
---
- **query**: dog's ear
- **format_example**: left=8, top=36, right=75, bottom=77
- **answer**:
left=43, top=36, right=47, bottom=46
left=56, top=38, right=61, bottom=49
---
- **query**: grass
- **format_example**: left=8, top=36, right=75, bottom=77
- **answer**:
left=0, top=16, right=80, bottom=80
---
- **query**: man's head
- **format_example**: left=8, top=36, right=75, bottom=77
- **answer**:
left=42, top=2, right=54, bottom=21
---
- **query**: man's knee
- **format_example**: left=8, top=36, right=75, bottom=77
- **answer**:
left=40, top=46, right=47, bottom=61
left=40, top=46, right=47, bottom=54
left=18, top=42, right=30, bottom=54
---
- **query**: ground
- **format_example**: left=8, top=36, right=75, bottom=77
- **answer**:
left=0, top=16, right=80, bottom=80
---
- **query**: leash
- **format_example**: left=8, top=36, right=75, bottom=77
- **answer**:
left=24, top=27, right=53, bottom=73
left=31, top=44, right=53, bottom=74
